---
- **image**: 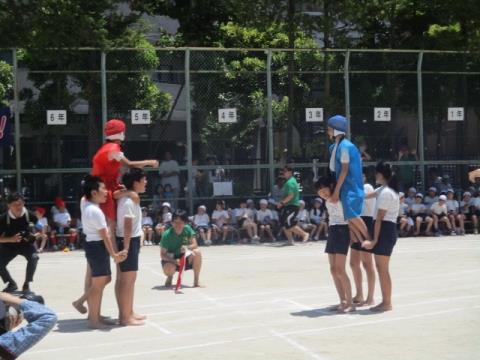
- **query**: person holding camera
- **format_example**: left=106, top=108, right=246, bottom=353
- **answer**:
left=0, top=291, right=56, bottom=359
left=0, top=193, right=40, bottom=294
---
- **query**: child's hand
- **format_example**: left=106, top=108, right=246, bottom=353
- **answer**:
left=361, top=240, right=375, bottom=250
left=330, top=193, right=339, bottom=203
left=149, top=160, right=159, bottom=168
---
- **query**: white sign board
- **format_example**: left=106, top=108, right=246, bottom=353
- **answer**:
left=448, top=107, right=464, bottom=121
left=218, top=108, right=237, bottom=123
left=213, top=181, right=233, bottom=196
left=47, top=110, right=67, bottom=125
left=131, top=110, right=151, bottom=125
left=374, top=107, right=391, bottom=122
left=305, top=108, right=323, bottom=122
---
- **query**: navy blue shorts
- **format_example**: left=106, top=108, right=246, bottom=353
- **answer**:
left=372, top=220, right=398, bottom=257
left=325, top=225, right=350, bottom=255
left=85, top=241, right=111, bottom=277
left=280, top=205, right=299, bottom=229
left=351, top=216, right=373, bottom=252
left=116, top=236, right=141, bottom=272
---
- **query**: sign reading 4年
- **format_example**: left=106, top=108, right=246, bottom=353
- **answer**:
left=448, top=107, right=464, bottom=121
left=47, top=110, right=67, bottom=125
left=218, top=108, right=237, bottom=123
left=305, top=108, right=323, bottom=122
left=374, top=107, right=391, bottom=122
left=131, top=110, right=151, bottom=125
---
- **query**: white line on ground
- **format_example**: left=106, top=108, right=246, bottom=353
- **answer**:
left=270, top=329, right=328, bottom=360
left=144, top=320, right=172, bottom=334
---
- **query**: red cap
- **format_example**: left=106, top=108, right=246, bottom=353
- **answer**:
left=33, top=206, right=46, bottom=216
left=104, top=119, right=126, bottom=136
left=54, top=197, right=65, bottom=208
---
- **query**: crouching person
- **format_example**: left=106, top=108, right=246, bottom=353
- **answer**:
left=160, top=210, right=203, bottom=288
left=0, top=292, right=56, bottom=359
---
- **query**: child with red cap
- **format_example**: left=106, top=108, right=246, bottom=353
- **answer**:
left=73, top=119, right=158, bottom=320
left=33, top=207, right=48, bottom=253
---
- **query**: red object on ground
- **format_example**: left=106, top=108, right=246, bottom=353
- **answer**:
left=175, top=255, right=186, bottom=291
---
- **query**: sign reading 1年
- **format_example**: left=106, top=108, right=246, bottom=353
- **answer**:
left=218, top=108, right=237, bottom=123
left=305, top=108, right=323, bottom=122
left=374, top=107, right=391, bottom=122
left=448, top=107, right=464, bottom=121
left=47, top=110, right=67, bottom=125
left=131, top=110, right=151, bottom=125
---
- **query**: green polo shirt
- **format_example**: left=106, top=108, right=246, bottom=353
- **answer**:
left=160, top=224, right=196, bottom=257
left=282, top=176, right=300, bottom=206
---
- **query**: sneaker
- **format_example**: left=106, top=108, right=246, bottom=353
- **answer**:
left=474, top=229, right=479, bottom=235
left=3, top=282, right=18, bottom=293
left=450, top=230, right=456, bottom=236
left=69, top=244, right=76, bottom=250
left=204, top=240, right=212, bottom=246
left=22, top=282, right=30, bottom=293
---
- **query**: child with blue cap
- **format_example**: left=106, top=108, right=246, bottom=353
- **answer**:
left=326, top=115, right=371, bottom=245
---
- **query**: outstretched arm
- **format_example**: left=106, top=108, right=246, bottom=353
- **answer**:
left=120, top=157, right=158, bottom=169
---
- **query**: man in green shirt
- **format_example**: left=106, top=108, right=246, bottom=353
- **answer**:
left=160, top=210, right=203, bottom=288
left=277, top=165, right=310, bottom=245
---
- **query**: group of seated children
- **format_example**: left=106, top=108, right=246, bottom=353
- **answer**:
left=398, top=186, right=480, bottom=236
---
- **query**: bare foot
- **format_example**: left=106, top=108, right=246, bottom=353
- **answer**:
left=133, top=312, right=147, bottom=321
left=120, top=317, right=145, bottom=326
left=370, top=303, right=392, bottom=312
left=193, top=283, right=205, bottom=288
left=100, top=317, right=118, bottom=326
left=338, top=303, right=355, bottom=313
left=302, top=233, right=309, bottom=243
left=352, top=297, right=365, bottom=305
left=88, top=321, right=109, bottom=330
left=165, top=276, right=173, bottom=287
left=326, top=304, right=342, bottom=312
left=72, top=300, right=87, bottom=315
left=364, top=299, right=375, bottom=306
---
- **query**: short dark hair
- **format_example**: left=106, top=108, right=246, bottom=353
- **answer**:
left=283, top=164, right=294, bottom=172
left=6, top=192, right=24, bottom=204
left=314, top=175, right=336, bottom=190
left=122, top=168, right=146, bottom=190
left=375, top=161, right=399, bottom=192
left=82, top=175, right=104, bottom=200
left=172, top=209, right=189, bottom=223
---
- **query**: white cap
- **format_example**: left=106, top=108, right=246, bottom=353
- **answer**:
left=299, top=200, right=305, bottom=205
left=399, top=192, right=405, bottom=198
left=162, top=202, right=171, bottom=208
left=259, top=199, right=268, bottom=205
left=439, top=195, right=447, bottom=201
left=246, top=199, right=254, bottom=204
left=198, top=205, right=206, bottom=211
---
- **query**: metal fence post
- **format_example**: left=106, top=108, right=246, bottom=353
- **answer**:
left=417, top=52, right=425, bottom=190
left=101, top=51, right=107, bottom=142
left=266, top=50, right=275, bottom=193
left=185, top=48, right=193, bottom=212
left=344, top=50, right=351, bottom=138
left=12, top=48, right=21, bottom=192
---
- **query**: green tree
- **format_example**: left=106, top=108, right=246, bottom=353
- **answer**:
left=0, top=61, right=13, bottom=107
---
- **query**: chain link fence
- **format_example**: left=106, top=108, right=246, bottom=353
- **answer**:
left=0, top=48, right=479, bottom=212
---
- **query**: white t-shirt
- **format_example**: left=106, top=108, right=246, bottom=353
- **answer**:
left=158, top=160, right=180, bottom=189
left=116, top=197, right=142, bottom=238
left=430, top=202, right=447, bottom=216
left=270, top=209, right=279, bottom=221
left=404, top=197, right=416, bottom=207
left=309, top=208, right=324, bottom=224
left=362, top=183, right=376, bottom=217
left=53, top=211, right=71, bottom=227
left=108, top=150, right=124, bottom=162
left=162, top=212, right=172, bottom=223
left=446, top=199, right=459, bottom=213
left=37, top=217, right=48, bottom=229
left=374, top=186, right=400, bottom=223
left=295, top=209, right=309, bottom=223
left=325, top=200, right=347, bottom=226
left=142, top=216, right=153, bottom=226
left=256, top=209, right=273, bottom=223
left=193, top=213, right=210, bottom=227
left=398, top=203, right=409, bottom=217
left=472, top=197, right=480, bottom=209
left=424, top=195, right=438, bottom=208
left=410, top=203, right=427, bottom=215
left=235, top=208, right=254, bottom=221
left=81, top=200, right=108, bottom=242
left=212, top=210, right=229, bottom=227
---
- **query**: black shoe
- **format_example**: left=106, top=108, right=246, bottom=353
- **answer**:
left=22, top=283, right=30, bottom=293
left=3, top=282, right=18, bottom=293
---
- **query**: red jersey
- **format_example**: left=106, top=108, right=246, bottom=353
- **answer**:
left=91, top=142, right=124, bottom=221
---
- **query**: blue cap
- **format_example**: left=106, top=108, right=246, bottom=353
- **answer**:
left=327, top=115, right=347, bottom=132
